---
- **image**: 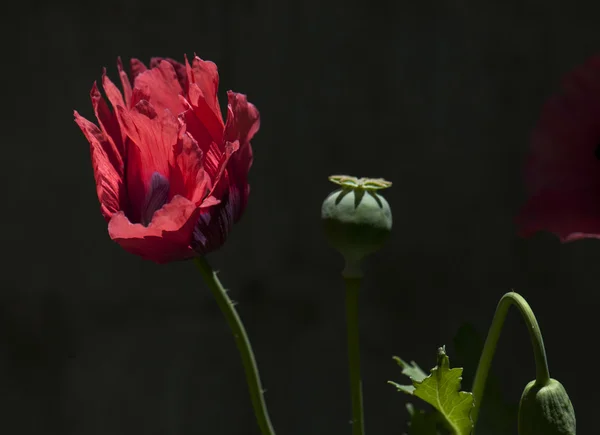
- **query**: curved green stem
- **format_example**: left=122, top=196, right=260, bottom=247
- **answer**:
left=193, top=257, right=276, bottom=435
left=344, top=276, right=365, bottom=435
left=471, top=291, right=550, bottom=433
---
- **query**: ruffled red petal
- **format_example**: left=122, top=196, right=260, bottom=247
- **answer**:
left=188, top=56, right=222, bottom=120
left=208, top=140, right=239, bottom=200
left=100, top=72, right=128, bottom=147
left=193, top=188, right=239, bottom=255
left=224, top=91, right=260, bottom=147
left=519, top=55, right=600, bottom=239
left=517, top=187, right=600, bottom=241
left=117, top=104, right=180, bottom=223
left=150, top=57, right=188, bottom=92
left=129, top=58, right=147, bottom=82
left=169, top=127, right=211, bottom=204
left=74, top=111, right=124, bottom=221
left=184, top=56, right=225, bottom=145
left=223, top=91, right=260, bottom=220
left=90, top=82, right=124, bottom=173
left=117, top=57, right=133, bottom=108
left=132, top=60, right=185, bottom=117
left=181, top=106, right=222, bottom=178
left=108, top=195, right=201, bottom=263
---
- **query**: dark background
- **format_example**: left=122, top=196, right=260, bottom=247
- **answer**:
left=1, top=1, right=598, bottom=434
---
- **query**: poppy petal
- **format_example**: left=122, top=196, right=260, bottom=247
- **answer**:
left=117, top=105, right=180, bottom=223
left=180, top=105, right=222, bottom=178
left=225, top=91, right=260, bottom=147
left=100, top=71, right=129, bottom=146
left=517, top=187, right=600, bottom=241
left=108, top=195, right=201, bottom=263
left=192, top=186, right=240, bottom=255
left=117, top=57, right=133, bottom=108
left=169, top=129, right=211, bottom=204
left=74, top=111, right=124, bottom=221
left=133, top=60, right=185, bottom=116
left=150, top=57, right=188, bottom=92
left=208, top=140, right=239, bottom=200
left=187, top=56, right=222, bottom=121
left=519, top=55, right=600, bottom=240
left=90, top=82, right=124, bottom=172
left=130, top=58, right=147, bottom=82
left=184, top=56, right=225, bottom=144
left=224, top=91, right=260, bottom=220
left=141, top=172, right=170, bottom=226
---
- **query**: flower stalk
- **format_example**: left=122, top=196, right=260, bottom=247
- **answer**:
left=470, top=292, right=550, bottom=433
left=345, top=275, right=365, bottom=435
left=194, top=257, right=276, bottom=435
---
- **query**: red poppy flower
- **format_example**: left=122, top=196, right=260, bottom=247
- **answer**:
left=517, top=55, right=600, bottom=242
left=75, top=55, right=259, bottom=263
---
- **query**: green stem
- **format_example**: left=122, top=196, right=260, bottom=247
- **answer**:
left=193, top=257, right=276, bottom=435
left=471, top=291, right=551, bottom=433
left=344, top=276, right=365, bottom=435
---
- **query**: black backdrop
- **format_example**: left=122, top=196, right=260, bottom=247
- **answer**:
left=1, top=0, right=599, bottom=434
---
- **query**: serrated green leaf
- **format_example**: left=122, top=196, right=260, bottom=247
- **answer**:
left=391, top=347, right=474, bottom=435
left=389, top=380, right=416, bottom=394
left=395, top=356, right=428, bottom=382
left=414, top=347, right=473, bottom=435
left=389, top=356, right=428, bottom=393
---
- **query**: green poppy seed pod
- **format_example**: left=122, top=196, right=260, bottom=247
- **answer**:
left=321, top=175, right=392, bottom=277
left=518, top=379, right=576, bottom=435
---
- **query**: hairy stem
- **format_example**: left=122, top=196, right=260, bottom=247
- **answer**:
left=471, top=291, right=550, bottom=433
left=194, top=257, right=276, bottom=435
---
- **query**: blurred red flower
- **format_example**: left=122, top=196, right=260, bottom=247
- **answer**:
left=517, top=55, right=600, bottom=242
left=75, top=55, right=259, bottom=263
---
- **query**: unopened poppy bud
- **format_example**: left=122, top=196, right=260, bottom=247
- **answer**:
left=321, top=175, right=392, bottom=277
left=518, top=379, right=576, bottom=435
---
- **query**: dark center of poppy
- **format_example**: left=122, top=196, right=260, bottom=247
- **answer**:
left=141, top=172, right=170, bottom=226
left=595, top=143, right=600, bottom=160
